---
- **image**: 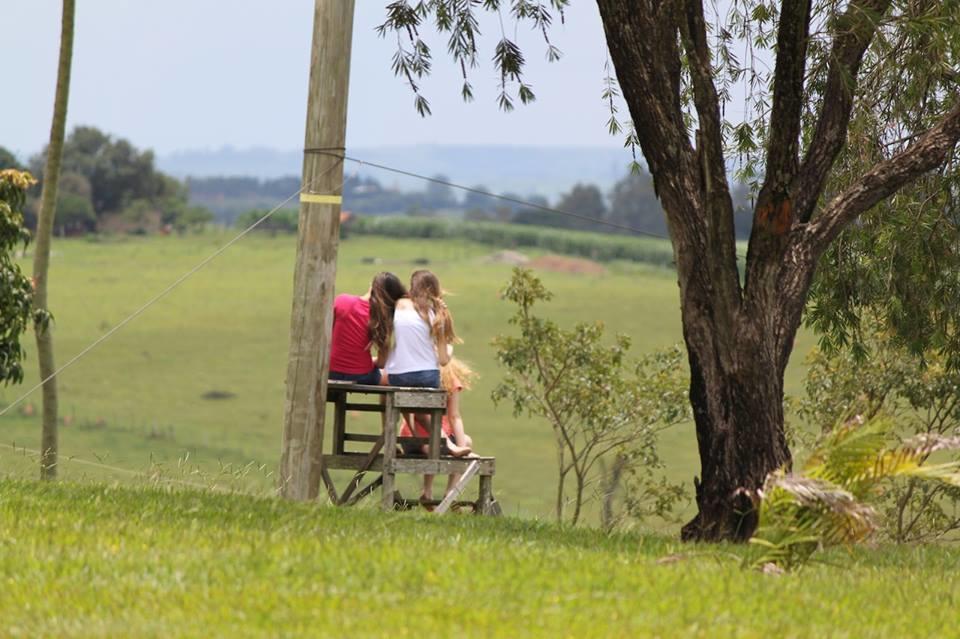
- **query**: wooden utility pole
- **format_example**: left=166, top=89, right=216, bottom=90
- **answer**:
left=280, top=0, right=355, bottom=500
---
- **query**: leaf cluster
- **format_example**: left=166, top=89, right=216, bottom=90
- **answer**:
left=800, top=322, right=960, bottom=542
left=0, top=170, right=40, bottom=385
left=805, top=1, right=960, bottom=357
left=377, top=1, right=568, bottom=115
left=748, top=415, right=960, bottom=571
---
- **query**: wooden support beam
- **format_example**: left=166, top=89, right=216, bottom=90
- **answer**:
left=344, top=475, right=383, bottom=507
left=279, top=0, right=356, bottom=501
left=434, top=461, right=481, bottom=515
left=320, top=466, right=339, bottom=505
left=381, top=395, right=398, bottom=510
left=337, top=435, right=384, bottom=505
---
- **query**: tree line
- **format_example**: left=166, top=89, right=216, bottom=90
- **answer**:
left=0, top=126, right=212, bottom=236
left=199, top=169, right=755, bottom=239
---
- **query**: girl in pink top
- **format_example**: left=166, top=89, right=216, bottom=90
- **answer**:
left=329, top=272, right=406, bottom=385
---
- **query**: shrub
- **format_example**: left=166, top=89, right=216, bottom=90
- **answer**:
left=0, top=170, right=43, bottom=385
left=492, top=268, right=689, bottom=527
left=800, top=319, right=960, bottom=542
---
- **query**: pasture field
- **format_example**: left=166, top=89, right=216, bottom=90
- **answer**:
left=1, top=479, right=958, bottom=638
left=0, top=232, right=816, bottom=527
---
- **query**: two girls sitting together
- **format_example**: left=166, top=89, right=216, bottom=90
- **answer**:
left=329, top=270, right=476, bottom=473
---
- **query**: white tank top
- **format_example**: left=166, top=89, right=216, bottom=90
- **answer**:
left=385, top=307, right=438, bottom=374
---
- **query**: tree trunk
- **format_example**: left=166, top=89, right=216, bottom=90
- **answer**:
left=679, top=322, right=792, bottom=541
left=34, top=0, right=76, bottom=480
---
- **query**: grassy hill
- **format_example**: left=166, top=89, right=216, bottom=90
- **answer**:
left=2, top=479, right=957, bottom=638
left=0, top=231, right=816, bottom=528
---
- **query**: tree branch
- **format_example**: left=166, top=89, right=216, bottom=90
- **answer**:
left=794, top=0, right=893, bottom=223
left=595, top=1, right=695, bottom=219
left=678, top=0, right=741, bottom=310
left=805, top=101, right=960, bottom=251
left=760, top=0, right=812, bottom=200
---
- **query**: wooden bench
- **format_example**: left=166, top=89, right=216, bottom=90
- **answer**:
left=321, top=380, right=499, bottom=515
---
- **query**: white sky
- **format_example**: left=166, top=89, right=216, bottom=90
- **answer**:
left=2, top=1, right=626, bottom=160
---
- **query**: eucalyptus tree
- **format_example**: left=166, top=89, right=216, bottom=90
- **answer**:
left=34, top=0, right=76, bottom=479
left=379, top=1, right=960, bottom=541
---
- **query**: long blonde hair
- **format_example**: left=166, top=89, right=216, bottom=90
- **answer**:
left=409, top=269, right=460, bottom=345
left=441, top=357, right=477, bottom=393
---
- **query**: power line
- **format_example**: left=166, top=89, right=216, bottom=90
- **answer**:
left=337, top=152, right=674, bottom=240
left=333, top=152, right=750, bottom=262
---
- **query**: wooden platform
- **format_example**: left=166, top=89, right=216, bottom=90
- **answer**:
left=321, top=380, right=498, bottom=514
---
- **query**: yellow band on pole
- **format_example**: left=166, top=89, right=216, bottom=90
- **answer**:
left=300, top=193, right=343, bottom=205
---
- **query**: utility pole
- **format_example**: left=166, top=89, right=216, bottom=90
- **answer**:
left=280, top=0, right=355, bottom=500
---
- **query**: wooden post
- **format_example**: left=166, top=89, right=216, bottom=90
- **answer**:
left=280, top=0, right=356, bottom=500
left=381, top=394, right=398, bottom=510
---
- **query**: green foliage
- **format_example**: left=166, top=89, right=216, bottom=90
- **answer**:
left=748, top=417, right=960, bottom=572
left=30, top=127, right=212, bottom=235
left=377, top=1, right=568, bottom=114
left=800, top=322, right=960, bottom=542
left=512, top=184, right=606, bottom=231
left=0, top=170, right=39, bottom=385
left=492, top=268, right=689, bottom=526
left=350, top=216, right=676, bottom=266
left=234, top=208, right=299, bottom=234
left=804, top=2, right=960, bottom=360
left=56, top=192, right=97, bottom=234
left=0, top=146, right=22, bottom=170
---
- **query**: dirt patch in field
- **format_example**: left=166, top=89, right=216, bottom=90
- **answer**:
left=528, top=254, right=607, bottom=276
left=484, top=250, right=530, bottom=266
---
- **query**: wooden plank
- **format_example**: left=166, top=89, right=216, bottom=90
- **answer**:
left=342, top=403, right=385, bottom=413
left=343, top=433, right=382, bottom=443
left=333, top=393, right=347, bottom=455
left=344, top=475, right=383, bottom=507
left=477, top=474, right=494, bottom=515
left=428, top=409, right=443, bottom=460
left=435, top=461, right=481, bottom=514
left=393, top=457, right=495, bottom=476
left=337, top=435, right=383, bottom=505
left=393, top=391, right=447, bottom=409
left=323, top=454, right=495, bottom=475
left=381, top=395, right=397, bottom=510
left=397, top=498, right=476, bottom=510
left=320, top=465, right=339, bottom=505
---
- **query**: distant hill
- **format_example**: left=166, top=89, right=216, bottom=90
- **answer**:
left=157, top=145, right=635, bottom=199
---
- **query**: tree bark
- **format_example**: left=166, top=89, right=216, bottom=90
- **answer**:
left=592, top=0, right=960, bottom=542
left=34, top=0, right=76, bottom=480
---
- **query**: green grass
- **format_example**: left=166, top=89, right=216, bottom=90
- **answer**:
left=1, top=479, right=957, bottom=638
left=0, top=232, right=816, bottom=526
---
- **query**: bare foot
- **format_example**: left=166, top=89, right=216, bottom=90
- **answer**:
left=445, top=441, right=473, bottom=457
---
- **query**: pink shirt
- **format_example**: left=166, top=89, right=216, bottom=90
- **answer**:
left=329, top=294, right=374, bottom=374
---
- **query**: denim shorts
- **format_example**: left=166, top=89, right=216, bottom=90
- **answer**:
left=329, top=367, right=382, bottom=385
left=388, top=369, right=441, bottom=388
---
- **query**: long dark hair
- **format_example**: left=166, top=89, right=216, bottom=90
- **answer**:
left=409, top=269, right=458, bottom=344
left=368, top=272, right=407, bottom=355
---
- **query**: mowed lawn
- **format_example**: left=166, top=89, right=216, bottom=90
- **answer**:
left=0, top=232, right=816, bottom=525
left=1, top=480, right=958, bottom=638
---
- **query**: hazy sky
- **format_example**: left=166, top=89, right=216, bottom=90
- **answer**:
left=3, top=2, right=626, bottom=160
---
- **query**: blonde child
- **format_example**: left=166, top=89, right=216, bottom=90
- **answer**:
left=399, top=357, right=478, bottom=503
